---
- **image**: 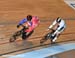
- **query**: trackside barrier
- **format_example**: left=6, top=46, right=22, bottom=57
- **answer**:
left=7, top=43, right=75, bottom=58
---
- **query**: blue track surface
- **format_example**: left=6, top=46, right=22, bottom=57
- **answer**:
left=8, top=43, right=75, bottom=58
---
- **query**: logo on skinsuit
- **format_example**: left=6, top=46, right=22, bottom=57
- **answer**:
left=64, top=0, right=75, bottom=10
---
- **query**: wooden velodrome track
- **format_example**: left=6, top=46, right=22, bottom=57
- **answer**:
left=0, top=0, right=75, bottom=57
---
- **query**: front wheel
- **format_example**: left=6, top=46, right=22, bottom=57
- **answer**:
left=40, top=29, right=55, bottom=44
left=40, top=37, right=47, bottom=44
left=9, top=30, right=22, bottom=42
left=40, top=33, right=51, bottom=44
left=9, top=35, right=16, bottom=42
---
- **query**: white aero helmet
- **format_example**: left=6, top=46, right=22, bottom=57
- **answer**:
left=56, top=17, right=61, bottom=23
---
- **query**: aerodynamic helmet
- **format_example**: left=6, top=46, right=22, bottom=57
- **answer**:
left=56, top=17, right=61, bottom=23
left=27, top=15, right=32, bottom=21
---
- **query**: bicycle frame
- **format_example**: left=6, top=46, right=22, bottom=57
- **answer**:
left=40, top=29, right=55, bottom=44
left=9, top=26, right=27, bottom=42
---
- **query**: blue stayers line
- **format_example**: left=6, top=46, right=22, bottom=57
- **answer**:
left=8, top=43, right=75, bottom=58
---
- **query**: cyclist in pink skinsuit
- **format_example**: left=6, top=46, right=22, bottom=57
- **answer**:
left=32, top=16, right=40, bottom=28
left=17, top=15, right=40, bottom=40
left=25, top=16, right=40, bottom=32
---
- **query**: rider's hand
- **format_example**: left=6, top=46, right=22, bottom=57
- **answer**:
left=46, top=28, right=50, bottom=31
left=17, top=25, right=20, bottom=28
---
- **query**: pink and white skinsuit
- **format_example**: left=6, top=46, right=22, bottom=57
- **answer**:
left=25, top=16, right=40, bottom=32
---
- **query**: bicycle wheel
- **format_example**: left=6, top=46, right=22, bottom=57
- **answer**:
left=9, top=30, right=22, bottom=42
left=40, top=33, right=50, bottom=44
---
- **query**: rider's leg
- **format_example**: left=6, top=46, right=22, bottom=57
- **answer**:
left=50, top=33, right=57, bottom=44
left=22, top=32, right=27, bottom=40
left=26, top=30, right=34, bottom=38
left=52, top=27, right=65, bottom=43
left=52, top=36, right=57, bottom=42
left=22, top=30, right=34, bottom=40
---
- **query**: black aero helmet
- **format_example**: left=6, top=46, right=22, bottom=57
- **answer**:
left=27, top=15, right=32, bottom=21
left=56, top=17, right=61, bottom=23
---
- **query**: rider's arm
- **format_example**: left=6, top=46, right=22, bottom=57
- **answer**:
left=48, top=20, right=57, bottom=30
left=18, top=18, right=27, bottom=25
left=17, top=18, right=27, bottom=28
